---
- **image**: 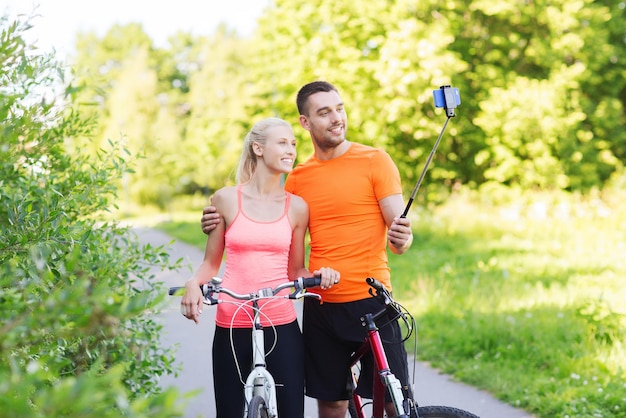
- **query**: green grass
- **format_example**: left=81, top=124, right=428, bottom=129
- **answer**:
left=158, top=217, right=207, bottom=248
left=154, top=192, right=626, bottom=418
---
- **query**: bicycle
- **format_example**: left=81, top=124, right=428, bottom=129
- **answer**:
left=169, top=276, right=321, bottom=418
left=346, top=277, right=480, bottom=418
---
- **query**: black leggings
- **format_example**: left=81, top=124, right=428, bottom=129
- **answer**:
left=212, top=320, right=304, bottom=417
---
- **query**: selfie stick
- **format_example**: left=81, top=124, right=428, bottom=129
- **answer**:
left=400, top=86, right=460, bottom=218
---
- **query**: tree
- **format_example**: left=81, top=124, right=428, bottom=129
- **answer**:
left=65, top=0, right=625, bottom=206
left=0, top=15, right=182, bottom=416
left=249, top=0, right=625, bottom=196
left=71, top=23, right=186, bottom=209
left=447, top=0, right=625, bottom=191
left=182, top=27, right=253, bottom=191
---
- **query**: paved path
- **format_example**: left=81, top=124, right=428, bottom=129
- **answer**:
left=135, top=227, right=534, bottom=418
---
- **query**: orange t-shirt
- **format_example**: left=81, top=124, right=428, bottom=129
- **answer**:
left=284, top=142, right=402, bottom=303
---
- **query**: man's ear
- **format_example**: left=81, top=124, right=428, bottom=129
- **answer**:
left=299, top=114, right=310, bottom=131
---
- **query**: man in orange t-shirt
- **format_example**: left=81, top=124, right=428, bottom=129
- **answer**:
left=202, top=81, right=413, bottom=418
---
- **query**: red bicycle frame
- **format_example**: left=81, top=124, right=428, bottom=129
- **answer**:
left=350, top=311, right=407, bottom=418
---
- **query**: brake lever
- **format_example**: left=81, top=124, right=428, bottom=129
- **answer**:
left=290, top=289, right=322, bottom=300
left=201, top=284, right=220, bottom=305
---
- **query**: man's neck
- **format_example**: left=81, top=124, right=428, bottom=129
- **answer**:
left=315, top=140, right=351, bottom=161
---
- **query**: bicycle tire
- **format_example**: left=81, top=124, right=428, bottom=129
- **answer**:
left=247, top=395, right=270, bottom=418
left=416, top=405, right=480, bottom=418
left=348, top=399, right=479, bottom=418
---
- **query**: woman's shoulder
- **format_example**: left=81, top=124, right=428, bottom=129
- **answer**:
left=287, top=192, right=308, bottom=214
left=287, top=192, right=308, bottom=227
left=287, top=192, right=307, bottom=207
left=211, top=186, right=238, bottom=206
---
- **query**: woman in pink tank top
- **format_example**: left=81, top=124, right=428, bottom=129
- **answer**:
left=180, top=117, right=340, bottom=417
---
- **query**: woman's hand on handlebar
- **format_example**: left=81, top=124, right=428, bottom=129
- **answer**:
left=180, top=280, right=204, bottom=324
left=314, top=267, right=340, bottom=290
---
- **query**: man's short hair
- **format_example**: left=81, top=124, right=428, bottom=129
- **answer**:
left=296, top=81, right=339, bottom=116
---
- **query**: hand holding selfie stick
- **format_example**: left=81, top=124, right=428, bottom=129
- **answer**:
left=401, top=85, right=461, bottom=218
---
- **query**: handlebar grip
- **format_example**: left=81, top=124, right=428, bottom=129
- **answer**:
left=366, top=277, right=385, bottom=291
left=300, top=277, right=322, bottom=288
left=169, top=285, right=211, bottom=296
left=169, top=286, right=184, bottom=295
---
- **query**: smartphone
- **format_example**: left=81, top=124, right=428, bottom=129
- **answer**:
left=433, top=86, right=461, bottom=109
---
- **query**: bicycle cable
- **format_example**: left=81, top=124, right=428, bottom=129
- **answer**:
left=226, top=297, right=281, bottom=385
left=367, top=280, right=421, bottom=392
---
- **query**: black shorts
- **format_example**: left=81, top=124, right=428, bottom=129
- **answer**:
left=303, top=297, right=409, bottom=402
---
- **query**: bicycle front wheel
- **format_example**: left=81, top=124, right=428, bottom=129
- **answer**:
left=416, top=405, right=480, bottom=418
left=247, top=395, right=270, bottom=418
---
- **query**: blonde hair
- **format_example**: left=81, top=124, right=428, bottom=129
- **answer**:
left=236, top=117, right=293, bottom=184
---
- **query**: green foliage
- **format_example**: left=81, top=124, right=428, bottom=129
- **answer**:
left=455, top=0, right=626, bottom=192
left=71, top=25, right=252, bottom=210
left=183, top=28, right=253, bottom=190
left=0, top=15, right=182, bottom=417
left=63, top=0, right=625, bottom=210
left=242, top=0, right=625, bottom=201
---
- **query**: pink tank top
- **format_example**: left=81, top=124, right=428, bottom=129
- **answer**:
left=215, top=186, right=297, bottom=328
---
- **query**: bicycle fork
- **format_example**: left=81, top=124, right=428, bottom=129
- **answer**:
left=361, top=313, right=415, bottom=418
left=244, top=321, right=279, bottom=417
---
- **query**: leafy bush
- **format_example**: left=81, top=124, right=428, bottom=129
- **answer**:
left=0, top=15, right=182, bottom=417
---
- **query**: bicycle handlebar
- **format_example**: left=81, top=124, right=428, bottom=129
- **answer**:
left=366, top=277, right=393, bottom=305
left=168, top=276, right=322, bottom=305
left=365, top=277, right=407, bottom=324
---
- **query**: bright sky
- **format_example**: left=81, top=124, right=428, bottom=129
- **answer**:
left=2, top=0, right=270, bottom=60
